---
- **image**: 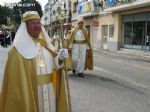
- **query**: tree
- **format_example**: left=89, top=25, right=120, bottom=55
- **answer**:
left=20, top=0, right=43, bottom=17
left=0, top=5, right=13, bottom=25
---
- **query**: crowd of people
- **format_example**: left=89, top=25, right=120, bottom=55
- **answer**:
left=0, top=29, right=16, bottom=48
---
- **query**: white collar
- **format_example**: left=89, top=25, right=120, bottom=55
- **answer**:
left=13, top=33, right=38, bottom=59
left=13, top=23, right=38, bottom=59
left=13, top=23, right=54, bottom=59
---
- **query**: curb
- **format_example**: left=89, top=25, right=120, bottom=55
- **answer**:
left=87, top=70, right=150, bottom=96
left=92, top=51, right=150, bottom=96
left=94, top=49, right=150, bottom=60
left=119, top=48, right=150, bottom=59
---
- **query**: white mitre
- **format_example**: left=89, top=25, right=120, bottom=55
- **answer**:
left=22, top=11, right=40, bottom=22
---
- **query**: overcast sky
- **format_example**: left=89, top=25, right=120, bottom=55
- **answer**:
left=0, top=0, right=48, bottom=10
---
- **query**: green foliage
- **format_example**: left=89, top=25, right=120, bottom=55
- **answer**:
left=0, top=0, right=43, bottom=26
left=0, top=5, right=13, bottom=25
left=20, top=0, right=43, bottom=17
left=13, top=0, right=42, bottom=24
left=13, top=0, right=43, bottom=24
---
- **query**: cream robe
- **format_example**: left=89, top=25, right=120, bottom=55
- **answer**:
left=72, top=30, right=89, bottom=74
left=36, top=42, right=61, bottom=112
left=0, top=46, right=71, bottom=112
left=0, top=29, right=72, bottom=112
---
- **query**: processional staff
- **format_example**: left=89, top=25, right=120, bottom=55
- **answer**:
left=56, top=6, right=72, bottom=112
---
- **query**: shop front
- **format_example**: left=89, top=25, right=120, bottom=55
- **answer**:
left=123, top=12, right=150, bottom=51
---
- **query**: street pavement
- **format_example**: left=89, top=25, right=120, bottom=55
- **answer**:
left=0, top=47, right=150, bottom=93
left=69, top=73, right=150, bottom=112
left=93, top=49, right=150, bottom=96
left=0, top=46, right=9, bottom=90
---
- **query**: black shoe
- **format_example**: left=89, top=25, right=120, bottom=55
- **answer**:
left=78, top=73, right=85, bottom=78
left=72, top=70, right=76, bottom=74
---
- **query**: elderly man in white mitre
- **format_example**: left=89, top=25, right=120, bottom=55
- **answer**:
left=0, top=11, right=72, bottom=112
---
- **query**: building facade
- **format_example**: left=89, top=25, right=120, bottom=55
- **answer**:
left=103, top=0, right=150, bottom=51
left=71, top=0, right=102, bottom=50
left=42, top=0, right=72, bottom=38
left=71, top=0, right=150, bottom=51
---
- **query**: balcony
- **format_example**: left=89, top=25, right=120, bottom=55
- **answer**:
left=104, top=0, right=150, bottom=12
left=76, top=1, right=103, bottom=17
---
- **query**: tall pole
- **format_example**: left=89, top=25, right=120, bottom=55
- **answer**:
left=56, top=5, right=72, bottom=112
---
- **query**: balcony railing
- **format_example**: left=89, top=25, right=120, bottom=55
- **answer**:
left=76, top=1, right=103, bottom=17
left=103, top=0, right=150, bottom=12
left=103, top=0, right=136, bottom=9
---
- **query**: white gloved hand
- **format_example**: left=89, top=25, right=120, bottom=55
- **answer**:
left=58, top=49, right=69, bottom=60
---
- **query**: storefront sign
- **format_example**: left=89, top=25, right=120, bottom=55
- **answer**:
left=93, top=21, right=99, bottom=27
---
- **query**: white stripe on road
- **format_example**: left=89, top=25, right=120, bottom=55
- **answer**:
left=94, top=66, right=110, bottom=72
left=94, top=54, right=105, bottom=59
left=93, top=65, right=147, bottom=89
left=94, top=66, right=117, bottom=75
left=133, top=65, right=150, bottom=70
left=94, top=54, right=121, bottom=63
left=111, top=59, right=121, bottom=63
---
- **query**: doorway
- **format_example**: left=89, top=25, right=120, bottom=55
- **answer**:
left=145, top=21, right=150, bottom=51
left=102, top=25, right=109, bottom=49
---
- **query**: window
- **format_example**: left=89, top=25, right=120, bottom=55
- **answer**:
left=109, top=25, right=114, bottom=37
left=69, top=1, right=71, bottom=7
left=103, top=25, right=108, bottom=37
left=73, top=2, right=78, bottom=12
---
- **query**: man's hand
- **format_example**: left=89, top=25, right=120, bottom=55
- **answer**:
left=58, top=49, right=69, bottom=60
